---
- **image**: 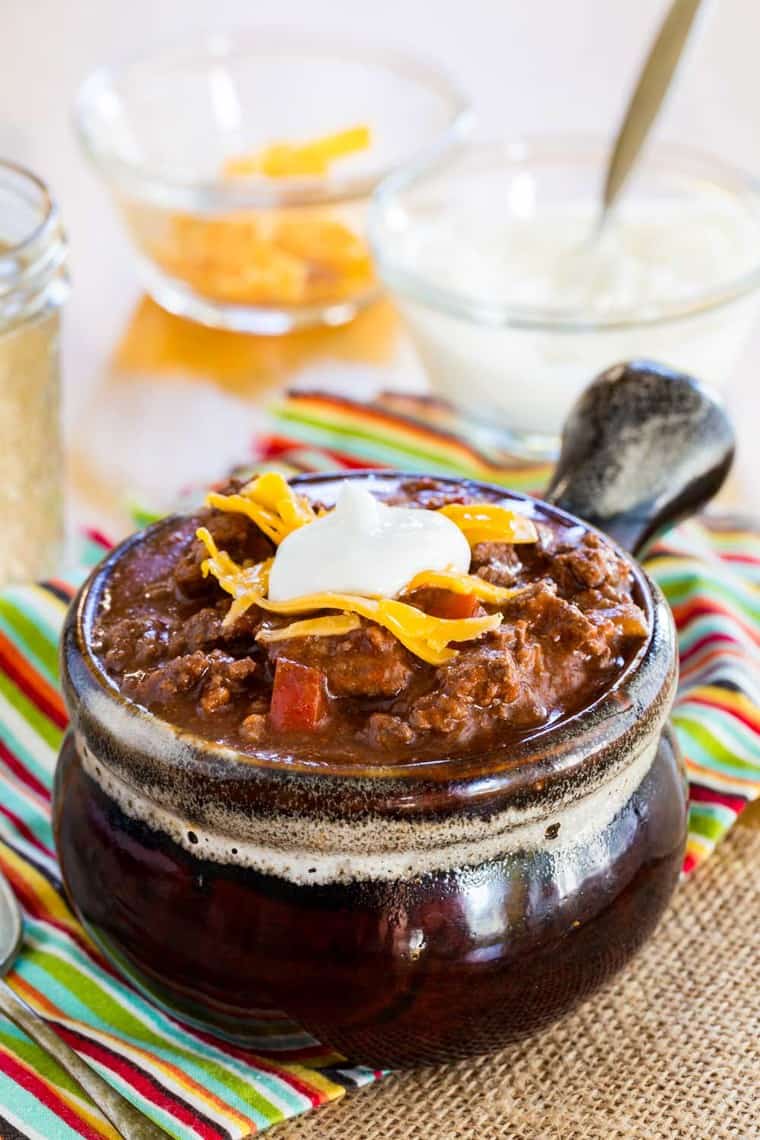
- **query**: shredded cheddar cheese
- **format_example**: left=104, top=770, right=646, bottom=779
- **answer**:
left=223, top=126, right=372, bottom=179
left=206, top=472, right=315, bottom=545
left=196, top=528, right=502, bottom=665
left=152, top=209, right=374, bottom=307
left=403, top=569, right=525, bottom=604
left=437, top=504, right=539, bottom=546
left=146, top=126, right=373, bottom=310
left=207, top=477, right=539, bottom=554
left=256, top=593, right=501, bottom=666
left=195, top=488, right=540, bottom=664
left=196, top=527, right=273, bottom=626
left=256, top=614, right=362, bottom=643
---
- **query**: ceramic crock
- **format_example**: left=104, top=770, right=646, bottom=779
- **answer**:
left=54, top=362, right=734, bottom=1067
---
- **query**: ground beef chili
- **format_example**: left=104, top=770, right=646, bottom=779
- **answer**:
left=91, top=477, right=649, bottom=763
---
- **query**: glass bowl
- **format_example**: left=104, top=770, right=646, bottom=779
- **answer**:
left=369, top=137, right=760, bottom=457
left=75, top=32, right=471, bottom=334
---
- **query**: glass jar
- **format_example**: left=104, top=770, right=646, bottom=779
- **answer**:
left=0, top=161, right=69, bottom=586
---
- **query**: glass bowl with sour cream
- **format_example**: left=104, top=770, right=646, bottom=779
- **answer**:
left=369, top=137, right=760, bottom=457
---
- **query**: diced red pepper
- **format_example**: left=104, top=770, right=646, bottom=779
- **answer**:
left=424, top=590, right=479, bottom=620
left=269, top=658, right=327, bottom=733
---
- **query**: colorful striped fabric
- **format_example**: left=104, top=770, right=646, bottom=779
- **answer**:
left=644, top=520, right=760, bottom=872
left=0, top=390, right=757, bottom=1138
left=263, top=390, right=554, bottom=491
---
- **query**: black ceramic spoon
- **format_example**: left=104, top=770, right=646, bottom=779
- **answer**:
left=545, top=360, right=735, bottom=557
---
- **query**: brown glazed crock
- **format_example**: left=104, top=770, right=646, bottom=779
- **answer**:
left=53, top=363, right=734, bottom=1068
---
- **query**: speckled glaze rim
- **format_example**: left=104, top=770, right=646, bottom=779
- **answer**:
left=60, top=473, right=678, bottom=826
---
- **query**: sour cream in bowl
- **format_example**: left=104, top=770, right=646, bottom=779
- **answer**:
left=369, top=137, right=760, bottom=457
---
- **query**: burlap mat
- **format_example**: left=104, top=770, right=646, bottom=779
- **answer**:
left=275, top=818, right=760, bottom=1140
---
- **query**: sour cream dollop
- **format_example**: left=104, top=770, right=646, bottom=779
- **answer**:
left=267, top=482, right=471, bottom=602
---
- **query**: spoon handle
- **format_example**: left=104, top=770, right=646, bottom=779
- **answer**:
left=0, top=980, right=170, bottom=1139
left=545, top=360, right=734, bottom=556
left=601, top=0, right=705, bottom=221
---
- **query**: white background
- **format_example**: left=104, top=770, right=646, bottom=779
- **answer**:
left=2, top=0, right=758, bottom=508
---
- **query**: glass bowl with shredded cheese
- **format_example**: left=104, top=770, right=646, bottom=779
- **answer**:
left=74, top=32, right=471, bottom=333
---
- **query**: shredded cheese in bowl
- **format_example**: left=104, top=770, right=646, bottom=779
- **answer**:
left=145, top=127, right=376, bottom=309
left=222, top=127, right=372, bottom=179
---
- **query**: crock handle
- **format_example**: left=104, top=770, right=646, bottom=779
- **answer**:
left=544, top=360, right=735, bottom=556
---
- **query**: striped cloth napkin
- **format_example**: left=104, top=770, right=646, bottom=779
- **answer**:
left=0, top=391, right=757, bottom=1138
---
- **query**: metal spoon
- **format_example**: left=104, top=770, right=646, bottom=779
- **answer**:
left=0, top=867, right=170, bottom=1139
left=597, top=0, right=706, bottom=233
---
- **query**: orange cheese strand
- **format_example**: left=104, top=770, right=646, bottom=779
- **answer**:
left=255, top=593, right=502, bottom=666
left=437, top=504, right=539, bottom=546
left=195, top=526, right=273, bottom=611
left=206, top=472, right=316, bottom=545
left=256, top=614, right=361, bottom=643
left=223, top=126, right=371, bottom=179
left=404, top=569, right=525, bottom=604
